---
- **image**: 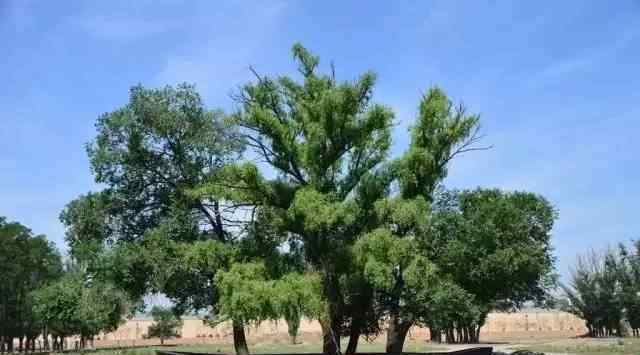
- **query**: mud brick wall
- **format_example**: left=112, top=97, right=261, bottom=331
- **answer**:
left=97, top=311, right=586, bottom=344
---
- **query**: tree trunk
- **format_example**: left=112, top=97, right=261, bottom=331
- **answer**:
left=320, top=274, right=343, bottom=355
left=43, top=327, right=49, bottom=351
left=321, top=320, right=341, bottom=355
left=345, top=323, right=361, bottom=355
left=445, top=328, right=454, bottom=343
left=429, top=328, right=441, bottom=343
left=472, top=326, right=480, bottom=343
left=233, top=320, right=250, bottom=355
left=385, top=316, right=412, bottom=354
left=213, top=200, right=225, bottom=242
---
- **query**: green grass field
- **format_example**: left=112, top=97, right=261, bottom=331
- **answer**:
left=63, top=340, right=444, bottom=355
left=511, top=337, right=640, bottom=355
left=57, top=337, right=640, bottom=355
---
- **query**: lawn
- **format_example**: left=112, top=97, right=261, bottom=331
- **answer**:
left=511, top=337, right=640, bottom=355
left=64, top=339, right=444, bottom=355
left=62, top=337, right=640, bottom=355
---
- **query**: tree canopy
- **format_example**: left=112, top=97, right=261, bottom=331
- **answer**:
left=147, top=306, right=183, bottom=345
left=561, top=243, right=640, bottom=337
left=0, top=216, right=63, bottom=352
left=52, top=43, right=560, bottom=355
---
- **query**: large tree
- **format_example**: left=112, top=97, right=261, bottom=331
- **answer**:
left=424, top=188, right=557, bottom=342
left=63, top=83, right=252, bottom=352
left=353, top=87, right=485, bottom=352
left=210, top=44, right=557, bottom=353
left=203, top=43, right=395, bottom=355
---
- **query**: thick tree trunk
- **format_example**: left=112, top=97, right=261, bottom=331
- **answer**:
left=233, top=320, right=250, bottom=355
left=321, top=320, right=341, bottom=355
left=346, top=285, right=377, bottom=355
left=345, top=323, right=361, bottom=355
left=385, top=316, right=412, bottom=354
left=320, top=271, right=344, bottom=355
left=429, top=328, right=440, bottom=343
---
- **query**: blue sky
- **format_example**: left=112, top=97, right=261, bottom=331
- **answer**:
left=1, top=1, right=639, bottom=279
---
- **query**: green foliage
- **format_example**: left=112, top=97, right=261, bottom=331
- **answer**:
left=428, top=189, right=557, bottom=309
left=59, top=191, right=113, bottom=261
left=214, top=263, right=323, bottom=327
left=210, top=43, right=534, bottom=353
left=349, top=86, right=488, bottom=350
left=215, top=263, right=278, bottom=325
left=411, top=188, right=557, bottom=343
left=32, top=273, right=84, bottom=337
left=618, top=242, right=640, bottom=334
left=232, top=43, right=393, bottom=195
left=86, top=83, right=242, bottom=242
left=140, top=231, right=236, bottom=314
left=0, top=216, right=63, bottom=350
left=395, top=87, right=482, bottom=200
left=215, top=43, right=397, bottom=353
left=561, top=245, right=640, bottom=337
left=58, top=43, right=560, bottom=355
left=32, top=272, right=129, bottom=342
left=147, top=306, right=183, bottom=344
left=275, top=272, right=325, bottom=327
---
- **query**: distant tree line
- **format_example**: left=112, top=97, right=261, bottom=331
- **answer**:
left=0, top=217, right=62, bottom=352
left=562, top=243, right=640, bottom=337
left=0, top=216, right=130, bottom=353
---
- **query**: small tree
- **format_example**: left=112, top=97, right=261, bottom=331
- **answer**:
left=148, top=306, right=182, bottom=345
left=32, top=272, right=129, bottom=350
left=562, top=248, right=625, bottom=337
left=275, top=273, right=324, bottom=345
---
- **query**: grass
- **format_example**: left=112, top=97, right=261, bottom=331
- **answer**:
left=61, top=339, right=444, bottom=355
left=512, top=337, right=640, bottom=355
left=55, top=335, right=640, bottom=355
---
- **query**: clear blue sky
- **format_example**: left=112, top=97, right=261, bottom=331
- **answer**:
left=1, top=1, right=639, bottom=279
